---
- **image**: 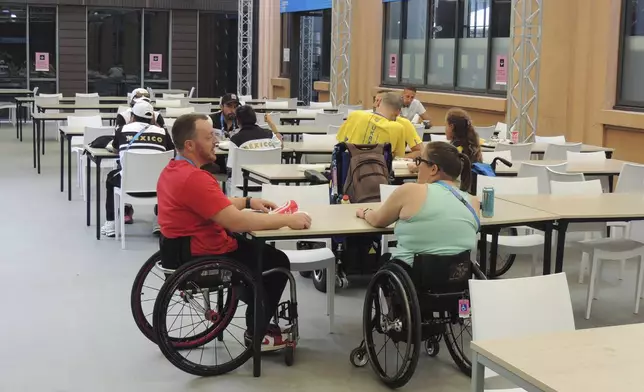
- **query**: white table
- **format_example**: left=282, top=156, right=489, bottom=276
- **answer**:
left=471, top=323, right=644, bottom=392
left=83, top=146, right=119, bottom=240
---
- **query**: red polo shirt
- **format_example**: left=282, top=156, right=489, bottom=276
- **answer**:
left=157, top=159, right=238, bottom=255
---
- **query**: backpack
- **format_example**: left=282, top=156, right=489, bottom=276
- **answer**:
left=336, top=143, right=392, bottom=203
left=88, top=135, right=114, bottom=149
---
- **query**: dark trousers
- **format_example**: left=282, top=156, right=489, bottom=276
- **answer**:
left=105, top=169, right=121, bottom=221
left=224, top=235, right=290, bottom=335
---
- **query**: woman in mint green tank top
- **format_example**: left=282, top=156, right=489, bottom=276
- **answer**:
left=356, top=142, right=480, bottom=266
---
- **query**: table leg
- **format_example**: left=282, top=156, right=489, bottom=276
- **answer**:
left=96, top=160, right=102, bottom=240
left=36, top=120, right=41, bottom=174
left=15, top=102, right=20, bottom=139
left=242, top=170, right=249, bottom=197
left=542, top=221, right=553, bottom=275
left=489, top=231, right=499, bottom=277
left=19, top=103, right=23, bottom=141
left=471, top=352, right=485, bottom=392
left=86, top=155, right=91, bottom=226
left=555, top=221, right=569, bottom=273
left=67, top=136, right=72, bottom=201
left=608, top=175, right=614, bottom=193
left=295, top=153, right=303, bottom=164
left=59, top=131, right=64, bottom=192
left=253, top=239, right=265, bottom=377
left=42, top=120, right=46, bottom=155
left=478, top=232, right=488, bottom=276
left=606, top=151, right=613, bottom=159
left=32, top=119, right=37, bottom=169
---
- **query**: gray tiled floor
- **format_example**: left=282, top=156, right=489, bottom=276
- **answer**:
left=1, top=125, right=643, bottom=392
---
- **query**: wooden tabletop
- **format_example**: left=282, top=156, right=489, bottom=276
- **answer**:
left=33, top=112, right=117, bottom=120
left=282, top=142, right=335, bottom=154
left=281, top=113, right=347, bottom=121
left=153, top=89, right=189, bottom=95
left=472, top=323, right=644, bottom=392
left=532, top=143, right=614, bottom=154
left=495, top=159, right=626, bottom=176
left=498, top=193, right=644, bottom=220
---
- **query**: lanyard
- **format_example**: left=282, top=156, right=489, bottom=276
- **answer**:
left=435, top=181, right=481, bottom=232
left=220, top=113, right=236, bottom=135
left=175, top=155, right=196, bottom=167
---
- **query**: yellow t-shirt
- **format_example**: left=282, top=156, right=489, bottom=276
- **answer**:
left=336, top=111, right=406, bottom=157
left=396, top=116, right=422, bottom=149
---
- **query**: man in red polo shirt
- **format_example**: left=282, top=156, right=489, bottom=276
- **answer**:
left=157, top=113, right=311, bottom=351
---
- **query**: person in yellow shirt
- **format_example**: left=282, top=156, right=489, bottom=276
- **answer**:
left=373, top=90, right=422, bottom=158
left=336, top=92, right=406, bottom=157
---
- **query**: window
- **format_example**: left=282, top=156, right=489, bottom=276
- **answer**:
left=618, top=0, right=644, bottom=107
left=0, top=7, right=27, bottom=89
left=198, top=12, right=238, bottom=98
left=382, top=0, right=511, bottom=94
left=87, top=9, right=142, bottom=95
left=143, top=10, right=170, bottom=90
left=29, top=7, right=57, bottom=94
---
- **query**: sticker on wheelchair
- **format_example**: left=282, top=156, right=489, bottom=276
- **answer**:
left=458, top=299, right=470, bottom=319
left=200, top=269, right=232, bottom=283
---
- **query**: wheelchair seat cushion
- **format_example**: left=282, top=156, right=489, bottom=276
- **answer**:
left=159, top=235, right=192, bottom=270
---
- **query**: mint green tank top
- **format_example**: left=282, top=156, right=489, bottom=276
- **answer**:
left=391, top=183, right=479, bottom=265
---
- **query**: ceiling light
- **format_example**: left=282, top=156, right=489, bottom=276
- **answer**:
left=10, top=14, right=16, bottom=18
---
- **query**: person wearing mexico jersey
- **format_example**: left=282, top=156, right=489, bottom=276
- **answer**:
left=336, top=92, right=407, bottom=158
left=100, top=100, right=175, bottom=238
left=157, top=113, right=311, bottom=351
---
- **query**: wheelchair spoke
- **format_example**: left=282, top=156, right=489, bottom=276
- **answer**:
left=168, top=301, right=187, bottom=333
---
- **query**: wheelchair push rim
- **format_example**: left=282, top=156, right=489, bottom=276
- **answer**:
left=443, top=315, right=473, bottom=376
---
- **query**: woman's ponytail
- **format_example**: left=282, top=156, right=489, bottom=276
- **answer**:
left=458, top=153, right=472, bottom=192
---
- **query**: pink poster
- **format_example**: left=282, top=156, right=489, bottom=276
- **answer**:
left=149, top=54, right=162, bottom=73
left=495, top=55, right=507, bottom=85
left=35, top=52, right=49, bottom=72
left=388, top=54, right=398, bottom=78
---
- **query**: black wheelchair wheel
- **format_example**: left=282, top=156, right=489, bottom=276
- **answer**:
left=363, top=263, right=421, bottom=389
left=443, top=315, right=473, bottom=377
left=480, top=228, right=518, bottom=278
left=299, top=271, right=312, bottom=278
left=153, top=257, right=256, bottom=377
left=312, top=269, right=327, bottom=293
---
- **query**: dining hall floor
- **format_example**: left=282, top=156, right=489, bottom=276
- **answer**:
left=1, top=125, right=643, bottom=392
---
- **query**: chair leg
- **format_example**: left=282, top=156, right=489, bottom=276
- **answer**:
left=326, top=260, right=335, bottom=334
left=579, top=252, right=589, bottom=284
left=120, top=198, right=126, bottom=249
left=530, top=253, right=538, bottom=277
left=113, top=192, right=120, bottom=241
left=586, top=254, right=599, bottom=320
left=595, top=259, right=604, bottom=300
left=635, top=256, right=644, bottom=314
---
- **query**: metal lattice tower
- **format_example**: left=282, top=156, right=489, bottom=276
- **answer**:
left=298, top=16, right=314, bottom=105
left=330, top=0, right=352, bottom=105
left=237, top=0, right=253, bottom=96
left=506, top=0, right=543, bottom=142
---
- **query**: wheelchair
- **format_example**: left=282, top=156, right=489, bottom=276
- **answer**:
left=349, top=251, right=485, bottom=389
left=130, top=236, right=300, bottom=376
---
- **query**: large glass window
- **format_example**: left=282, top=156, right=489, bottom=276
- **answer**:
left=0, top=7, right=27, bottom=89
left=143, top=10, right=169, bottom=91
left=382, top=0, right=510, bottom=94
left=87, top=9, right=142, bottom=95
left=618, top=0, right=644, bottom=107
left=29, top=7, right=57, bottom=94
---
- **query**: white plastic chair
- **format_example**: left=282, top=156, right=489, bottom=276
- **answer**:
left=309, top=101, right=333, bottom=109
left=609, top=164, right=644, bottom=265
left=74, top=95, right=100, bottom=115
left=337, top=104, right=362, bottom=114
left=188, top=103, right=212, bottom=114
left=543, top=142, right=582, bottom=160
left=566, top=150, right=609, bottom=192
left=76, top=93, right=99, bottom=98
left=35, top=94, right=62, bottom=140
left=477, top=176, right=545, bottom=276
left=413, top=124, right=425, bottom=140
left=163, top=93, right=186, bottom=99
left=264, top=100, right=290, bottom=110
left=302, top=134, right=336, bottom=164
left=261, top=184, right=336, bottom=332
left=476, top=125, right=496, bottom=141
left=470, top=273, right=574, bottom=391
left=327, top=125, right=340, bottom=135
left=430, top=134, right=448, bottom=142
left=114, top=150, right=174, bottom=249
left=117, top=106, right=130, bottom=115
left=517, top=162, right=567, bottom=194
left=165, top=107, right=195, bottom=118
left=76, top=126, right=115, bottom=199
left=314, top=113, right=344, bottom=128
left=495, top=142, right=533, bottom=161
left=297, top=108, right=325, bottom=117
left=188, top=87, right=196, bottom=98
left=228, top=147, right=282, bottom=197
left=164, top=118, right=176, bottom=128
left=238, top=95, right=252, bottom=102
left=155, top=99, right=182, bottom=108
left=67, top=116, right=103, bottom=147
left=535, top=135, right=566, bottom=144
left=495, top=122, right=508, bottom=140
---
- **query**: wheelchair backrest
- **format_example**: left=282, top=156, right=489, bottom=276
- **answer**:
left=412, top=250, right=472, bottom=294
left=159, top=235, right=192, bottom=270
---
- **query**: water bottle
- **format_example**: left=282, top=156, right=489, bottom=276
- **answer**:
left=340, top=195, right=351, bottom=204
left=481, top=187, right=495, bottom=218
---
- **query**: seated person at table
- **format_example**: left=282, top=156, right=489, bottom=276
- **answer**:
left=373, top=90, right=422, bottom=158
left=209, top=93, right=241, bottom=139
left=115, top=88, right=166, bottom=129
left=101, top=100, right=175, bottom=238
left=356, top=141, right=479, bottom=265
left=401, top=86, right=433, bottom=124
left=157, top=113, right=311, bottom=351
left=336, top=91, right=406, bottom=158
left=230, top=105, right=282, bottom=149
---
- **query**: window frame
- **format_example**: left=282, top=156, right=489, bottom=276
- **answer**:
left=615, top=0, right=644, bottom=111
left=380, top=0, right=506, bottom=97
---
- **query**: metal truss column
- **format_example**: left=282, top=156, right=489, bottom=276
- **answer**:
left=298, top=16, right=314, bottom=105
left=330, top=0, right=351, bottom=105
left=237, top=0, right=253, bottom=96
left=506, top=0, right=543, bottom=142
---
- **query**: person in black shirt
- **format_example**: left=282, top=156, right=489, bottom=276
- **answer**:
left=209, top=93, right=241, bottom=138
left=230, top=105, right=282, bottom=149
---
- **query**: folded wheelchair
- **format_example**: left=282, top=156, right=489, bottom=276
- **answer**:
left=130, top=236, right=299, bottom=376
left=349, top=251, right=485, bottom=389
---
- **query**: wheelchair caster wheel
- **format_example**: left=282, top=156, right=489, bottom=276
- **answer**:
left=350, top=347, right=368, bottom=367
left=284, top=345, right=295, bottom=366
left=425, top=339, right=440, bottom=357
left=336, top=275, right=349, bottom=289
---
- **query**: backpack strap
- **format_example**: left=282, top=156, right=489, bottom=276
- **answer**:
left=435, top=181, right=481, bottom=232
left=126, top=124, right=152, bottom=150
left=346, top=143, right=384, bottom=156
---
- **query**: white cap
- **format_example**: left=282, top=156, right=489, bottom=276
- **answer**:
left=130, top=88, right=150, bottom=105
left=132, top=100, right=154, bottom=119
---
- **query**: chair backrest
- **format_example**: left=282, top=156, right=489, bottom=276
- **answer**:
left=239, top=95, right=252, bottom=102
left=121, top=150, right=174, bottom=193
left=481, top=150, right=513, bottom=165
left=327, top=125, right=341, bottom=135
left=155, top=99, right=182, bottom=108
left=495, top=122, right=508, bottom=140
left=469, top=273, right=575, bottom=342
left=430, top=134, right=448, bottom=142
left=38, top=93, right=62, bottom=98
left=543, top=142, right=582, bottom=160
left=117, top=105, right=130, bottom=115
left=82, top=126, right=114, bottom=145
left=475, top=125, right=496, bottom=141
left=165, top=107, right=195, bottom=118
left=302, top=133, right=337, bottom=147
left=616, top=163, right=644, bottom=193
left=314, top=112, right=344, bottom=127
left=230, top=147, right=282, bottom=188
left=517, top=162, right=567, bottom=194
left=309, top=101, right=333, bottom=109
left=35, top=96, right=61, bottom=107
left=261, top=184, right=329, bottom=211
left=164, top=118, right=176, bottom=128
left=414, top=124, right=425, bottom=139
left=188, top=87, right=196, bottom=98
left=476, top=176, right=539, bottom=196
left=264, top=100, right=290, bottom=110
left=188, top=103, right=212, bottom=114
left=546, top=167, right=585, bottom=184
left=74, top=96, right=100, bottom=114
left=379, top=184, right=399, bottom=202
left=75, top=93, right=99, bottom=98
left=287, top=98, right=298, bottom=109
left=495, top=142, right=533, bottom=161
left=550, top=179, right=603, bottom=195
left=535, top=135, right=566, bottom=144
left=337, top=104, right=362, bottom=114
left=163, top=93, right=186, bottom=99
left=67, top=115, right=103, bottom=129
left=565, top=151, right=606, bottom=164
left=297, top=108, right=325, bottom=117
left=257, top=112, right=281, bottom=127
left=33, top=86, right=40, bottom=96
